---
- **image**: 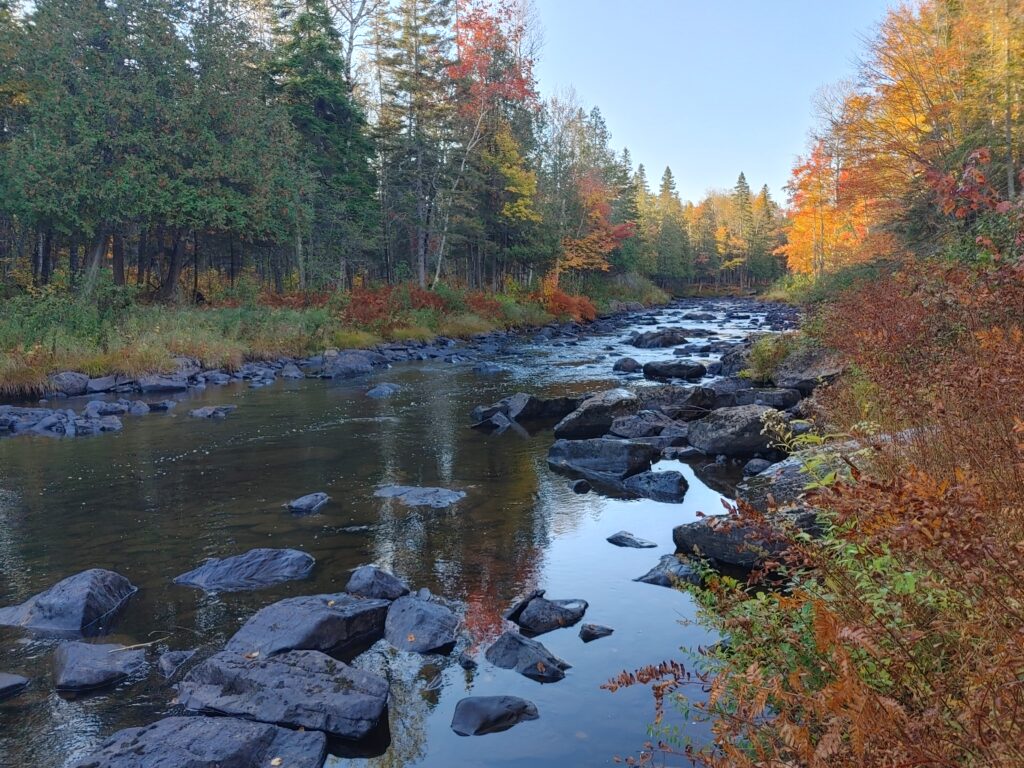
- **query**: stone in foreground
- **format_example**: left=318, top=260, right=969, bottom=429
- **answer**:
left=553, top=388, right=639, bottom=439
left=606, top=531, right=657, bottom=548
left=579, top=624, right=614, bottom=642
left=0, top=568, right=137, bottom=637
left=485, top=632, right=570, bottom=683
left=288, top=492, right=330, bottom=514
left=225, top=593, right=389, bottom=658
left=384, top=594, right=459, bottom=653
left=451, top=695, right=539, bottom=736
left=374, top=485, right=466, bottom=508
left=69, top=716, right=327, bottom=768
left=0, top=672, right=29, bottom=701
left=346, top=565, right=410, bottom=601
left=634, top=555, right=701, bottom=589
left=177, top=650, right=389, bottom=741
left=173, top=548, right=314, bottom=593
left=504, top=591, right=587, bottom=635
left=54, top=642, right=147, bottom=691
left=687, top=405, right=777, bottom=457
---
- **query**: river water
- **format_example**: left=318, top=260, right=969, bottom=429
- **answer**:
left=0, top=299, right=776, bottom=767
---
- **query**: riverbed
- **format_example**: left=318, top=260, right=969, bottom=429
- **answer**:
left=0, top=298, right=787, bottom=767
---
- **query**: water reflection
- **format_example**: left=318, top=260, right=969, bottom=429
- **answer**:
left=0, top=302, right=769, bottom=767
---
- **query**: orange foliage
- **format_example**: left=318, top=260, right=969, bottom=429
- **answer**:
left=555, top=172, right=636, bottom=285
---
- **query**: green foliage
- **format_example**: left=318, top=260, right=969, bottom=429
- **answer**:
left=741, top=334, right=793, bottom=384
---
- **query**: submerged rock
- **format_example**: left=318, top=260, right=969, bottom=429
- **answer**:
left=173, top=548, right=314, bottom=593
left=606, top=531, right=657, bottom=548
left=579, top=624, right=614, bottom=642
left=188, top=405, right=237, bottom=419
left=451, top=695, right=539, bottom=736
left=384, top=594, right=459, bottom=653
left=225, top=593, right=389, bottom=658
left=374, top=485, right=466, bottom=508
left=634, top=554, right=700, bottom=588
left=288, top=492, right=330, bottom=514
left=346, top=565, right=410, bottom=601
left=156, top=649, right=196, bottom=679
left=485, top=632, right=571, bottom=683
left=177, top=649, right=389, bottom=741
left=54, top=642, right=147, bottom=691
left=69, top=715, right=327, bottom=768
left=553, top=388, right=639, bottom=439
left=0, top=673, right=29, bottom=701
left=366, top=383, right=400, bottom=399
left=0, top=568, right=137, bottom=637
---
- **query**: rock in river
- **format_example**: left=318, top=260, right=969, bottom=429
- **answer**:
left=485, top=632, right=570, bottom=683
left=672, top=517, right=789, bottom=570
left=156, top=649, right=195, bottom=679
left=623, top=470, right=689, bottom=503
left=612, top=356, right=641, bottom=373
left=47, top=371, right=89, bottom=397
left=579, top=624, right=614, bottom=642
left=366, top=383, right=400, bottom=399
left=504, top=591, right=587, bottom=635
left=54, top=642, right=147, bottom=691
left=225, top=593, right=390, bottom=658
left=69, top=716, right=327, bottom=768
left=451, top=696, right=539, bottom=736
left=374, top=485, right=466, bottom=508
left=547, top=438, right=659, bottom=486
left=642, top=360, right=707, bottom=382
left=553, top=388, right=639, bottom=439
left=288, top=491, right=330, bottom=514
left=384, top=594, right=459, bottom=653
left=188, top=405, right=236, bottom=419
left=346, top=565, right=410, bottom=601
left=173, top=548, right=315, bottom=593
left=0, top=568, right=137, bottom=637
left=687, top=405, right=777, bottom=457
left=634, top=555, right=700, bottom=589
left=0, top=672, right=29, bottom=701
left=606, top=531, right=657, bottom=548
left=177, top=649, right=389, bottom=741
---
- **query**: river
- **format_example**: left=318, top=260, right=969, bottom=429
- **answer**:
left=0, top=298, right=782, bottom=767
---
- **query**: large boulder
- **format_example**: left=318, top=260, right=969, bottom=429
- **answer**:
left=553, top=388, right=639, bottom=439
left=0, top=673, right=29, bottom=701
left=634, top=554, right=700, bottom=588
left=451, top=696, right=539, bottom=736
left=48, top=371, right=89, bottom=397
left=346, top=565, right=410, bottom=601
left=623, top=470, right=689, bottom=503
left=503, top=591, right=587, bottom=636
left=547, top=439, right=659, bottom=485
left=177, top=650, right=389, bottom=741
left=172, top=548, right=315, bottom=593
left=70, top=716, right=327, bottom=768
left=0, top=569, right=136, bottom=637
left=637, top=385, right=717, bottom=422
left=630, top=328, right=691, bottom=348
left=609, top=410, right=679, bottom=439
left=470, top=393, right=583, bottom=427
left=321, top=350, right=387, bottom=379
left=713, top=387, right=802, bottom=410
left=612, top=357, right=641, bottom=373
left=673, top=515, right=813, bottom=570
left=225, top=593, right=389, bottom=658
left=374, top=485, right=466, bottom=508
left=642, top=360, right=707, bottom=382
left=384, top=594, right=459, bottom=653
left=485, top=632, right=571, bottom=683
left=688, top=405, right=777, bottom=457
left=54, top=642, right=147, bottom=691
left=772, top=346, right=845, bottom=395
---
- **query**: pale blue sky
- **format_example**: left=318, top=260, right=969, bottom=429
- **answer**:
left=533, top=0, right=894, bottom=204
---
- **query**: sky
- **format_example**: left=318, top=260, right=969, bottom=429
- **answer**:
left=533, top=0, right=894, bottom=204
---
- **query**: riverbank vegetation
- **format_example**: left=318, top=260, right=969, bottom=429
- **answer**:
left=607, top=1, right=1024, bottom=765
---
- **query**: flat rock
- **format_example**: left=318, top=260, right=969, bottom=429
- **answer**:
left=579, top=624, right=614, bottom=642
left=173, top=548, right=314, bottom=593
left=505, top=592, right=587, bottom=635
left=623, top=470, right=689, bottom=503
left=635, top=555, right=700, bottom=588
left=374, top=485, right=466, bottom=508
left=346, top=565, right=410, bottom=601
left=69, top=715, right=327, bottom=768
left=606, top=531, right=657, bottom=548
left=485, top=632, right=570, bottom=683
left=688, top=405, right=777, bottom=457
left=156, top=649, right=195, bottom=679
left=638, top=385, right=717, bottom=422
left=547, top=438, right=659, bottom=486
left=138, top=375, right=189, bottom=393
left=772, top=347, right=845, bottom=394
left=54, top=642, right=147, bottom=691
left=609, top=410, right=679, bottom=439
left=642, top=360, right=707, bottom=381
left=225, top=593, right=390, bottom=658
left=0, top=568, right=136, bottom=637
left=177, top=649, right=389, bottom=741
left=188, top=405, right=236, bottom=419
left=0, top=672, right=29, bottom=700
left=553, top=388, right=639, bottom=439
left=288, top=492, right=330, bottom=514
left=451, top=695, right=539, bottom=736
left=384, top=595, right=459, bottom=653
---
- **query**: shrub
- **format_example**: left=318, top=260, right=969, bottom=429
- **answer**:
left=388, top=325, right=435, bottom=343
left=437, top=312, right=494, bottom=337
left=741, top=334, right=793, bottom=384
left=330, top=329, right=381, bottom=349
left=543, top=288, right=597, bottom=322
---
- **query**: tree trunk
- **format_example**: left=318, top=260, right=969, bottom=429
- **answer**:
left=296, top=230, right=305, bottom=290
left=68, top=237, right=79, bottom=279
left=112, top=233, right=125, bottom=286
left=157, top=230, right=185, bottom=301
left=81, top=228, right=110, bottom=296
left=135, top=228, right=148, bottom=286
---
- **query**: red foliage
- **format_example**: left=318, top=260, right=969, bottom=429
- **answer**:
left=541, top=287, right=596, bottom=322
left=465, top=291, right=503, bottom=321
